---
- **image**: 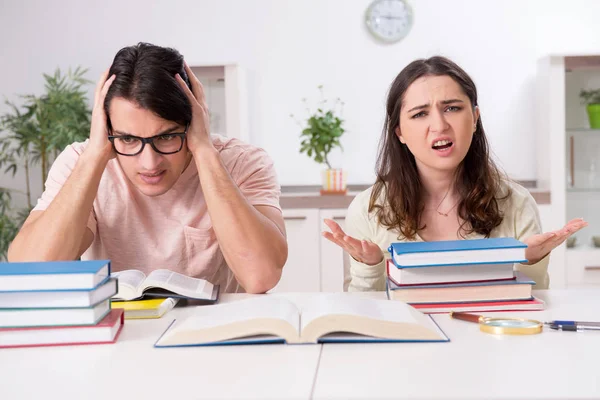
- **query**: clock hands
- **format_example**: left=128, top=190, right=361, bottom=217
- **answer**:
left=374, top=15, right=404, bottom=20
left=373, top=15, right=404, bottom=20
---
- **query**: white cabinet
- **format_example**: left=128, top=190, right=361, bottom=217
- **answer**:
left=537, top=55, right=600, bottom=288
left=319, top=209, right=349, bottom=292
left=566, top=249, right=600, bottom=287
left=271, top=208, right=349, bottom=293
left=269, top=209, right=321, bottom=292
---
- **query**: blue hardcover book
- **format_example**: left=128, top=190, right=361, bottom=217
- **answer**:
left=0, top=260, right=110, bottom=291
left=154, top=294, right=449, bottom=347
left=388, top=237, right=527, bottom=268
left=0, top=278, right=117, bottom=309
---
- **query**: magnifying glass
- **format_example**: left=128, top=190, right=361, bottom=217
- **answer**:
left=450, top=312, right=543, bottom=335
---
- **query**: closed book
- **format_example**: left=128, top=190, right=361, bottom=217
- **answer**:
left=386, top=259, right=515, bottom=285
left=0, top=260, right=110, bottom=291
left=388, top=238, right=527, bottom=267
left=0, top=299, right=111, bottom=328
left=0, top=308, right=124, bottom=348
left=0, top=278, right=117, bottom=309
left=386, top=271, right=535, bottom=303
left=112, top=297, right=179, bottom=319
left=410, top=297, right=545, bottom=314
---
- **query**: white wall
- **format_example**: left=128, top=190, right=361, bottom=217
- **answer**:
left=2, top=0, right=600, bottom=208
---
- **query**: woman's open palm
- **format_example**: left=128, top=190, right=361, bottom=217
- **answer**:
left=322, top=219, right=383, bottom=265
left=524, top=218, right=588, bottom=264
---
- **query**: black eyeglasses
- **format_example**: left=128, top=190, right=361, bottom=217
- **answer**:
left=108, top=127, right=188, bottom=156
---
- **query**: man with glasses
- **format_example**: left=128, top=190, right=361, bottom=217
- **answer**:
left=8, top=43, right=288, bottom=294
left=108, top=127, right=189, bottom=157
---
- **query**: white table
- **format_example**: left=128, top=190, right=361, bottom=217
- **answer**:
left=0, top=294, right=321, bottom=400
left=2, top=290, right=599, bottom=400
left=313, top=289, right=600, bottom=399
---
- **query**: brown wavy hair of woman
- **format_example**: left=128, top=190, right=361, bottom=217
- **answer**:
left=369, top=56, right=509, bottom=240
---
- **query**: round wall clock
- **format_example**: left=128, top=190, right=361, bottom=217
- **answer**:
left=365, top=0, right=413, bottom=43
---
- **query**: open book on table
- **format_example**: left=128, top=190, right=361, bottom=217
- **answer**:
left=154, top=294, right=449, bottom=347
left=111, top=269, right=219, bottom=303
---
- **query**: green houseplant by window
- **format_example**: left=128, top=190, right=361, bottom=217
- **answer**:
left=579, top=89, right=600, bottom=129
left=292, top=85, right=347, bottom=194
left=0, top=67, right=92, bottom=260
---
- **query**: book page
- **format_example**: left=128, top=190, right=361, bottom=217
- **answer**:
left=178, top=296, right=300, bottom=331
left=143, top=269, right=214, bottom=299
left=111, top=270, right=147, bottom=300
left=299, top=293, right=435, bottom=333
left=156, top=296, right=301, bottom=345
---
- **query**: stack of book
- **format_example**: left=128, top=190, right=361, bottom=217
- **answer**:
left=385, top=238, right=545, bottom=313
left=0, top=260, right=124, bottom=348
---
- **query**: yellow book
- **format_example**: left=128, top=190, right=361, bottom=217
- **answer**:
left=111, top=298, right=179, bottom=319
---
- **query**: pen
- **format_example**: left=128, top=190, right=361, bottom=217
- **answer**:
left=545, top=320, right=600, bottom=331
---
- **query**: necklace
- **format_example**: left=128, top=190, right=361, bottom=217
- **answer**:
left=435, top=186, right=459, bottom=217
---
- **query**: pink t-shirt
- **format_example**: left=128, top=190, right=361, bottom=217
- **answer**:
left=33, top=135, right=282, bottom=293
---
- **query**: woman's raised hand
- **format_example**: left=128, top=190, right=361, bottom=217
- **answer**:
left=322, top=219, right=383, bottom=265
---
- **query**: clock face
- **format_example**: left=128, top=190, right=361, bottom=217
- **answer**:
left=365, top=0, right=413, bottom=43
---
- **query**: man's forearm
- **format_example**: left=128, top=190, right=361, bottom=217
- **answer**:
left=194, top=147, right=286, bottom=293
left=8, top=150, right=110, bottom=261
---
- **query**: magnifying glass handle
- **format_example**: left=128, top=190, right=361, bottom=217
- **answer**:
left=450, top=312, right=485, bottom=324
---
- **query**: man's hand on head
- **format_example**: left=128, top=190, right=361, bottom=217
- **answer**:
left=86, top=69, right=116, bottom=162
left=175, top=63, right=214, bottom=157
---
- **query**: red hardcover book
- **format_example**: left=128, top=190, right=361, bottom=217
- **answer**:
left=411, top=297, right=545, bottom=314
left=0, top=308, right=124, bottom=348
left=386, top=270, right=535, bottom=304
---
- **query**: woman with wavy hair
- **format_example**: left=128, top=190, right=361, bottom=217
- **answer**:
left=323, top=56, right=586, bottom=291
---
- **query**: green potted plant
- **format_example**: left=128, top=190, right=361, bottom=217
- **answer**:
left=292, top=85, right=347, bottom=194
left=0, top=67, right=92, bottom=260
left=0, top=189, right=21, bottom=260
left=579, top=89, right=600, bottom=129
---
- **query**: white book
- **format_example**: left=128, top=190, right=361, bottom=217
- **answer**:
left=387, top=260, right=515, bottom=285
left=112, top=269, right=219, bottom=302
left=0, top=299, right=111, bottom=328
left=154, top=294, right=449, bottom=347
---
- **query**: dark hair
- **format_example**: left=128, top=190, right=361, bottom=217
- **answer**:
left=104, top=42, right=192, bottom=129
left=370, top=56, right=509, bottom=240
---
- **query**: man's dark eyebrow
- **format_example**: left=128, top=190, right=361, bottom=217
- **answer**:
left=112, top=126, right=181, bottom=137
left=406, top=99, right=464, bottom=113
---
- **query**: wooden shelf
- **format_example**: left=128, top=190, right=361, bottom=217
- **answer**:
left=567, top=128, right=600, bottom=133
left=567, top=187, right=600, bottom=192
left=565, top=56, right=600, bottom=71
left=566, top=245, right=600, bottom=252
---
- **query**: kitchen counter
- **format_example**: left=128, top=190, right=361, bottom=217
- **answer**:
left=280, top=184, right=550, bottom=209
